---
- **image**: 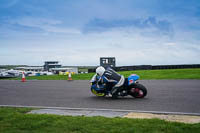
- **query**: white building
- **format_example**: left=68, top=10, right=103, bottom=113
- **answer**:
left=15, top=67, right=43, bottom=72
left=51, top=67, right=78, bottom=74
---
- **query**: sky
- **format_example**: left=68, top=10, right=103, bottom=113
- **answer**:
left=0, top=0, right=200, bottom=66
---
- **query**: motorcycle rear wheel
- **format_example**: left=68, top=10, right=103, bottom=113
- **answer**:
left=129, top=83, right=147, bottom=98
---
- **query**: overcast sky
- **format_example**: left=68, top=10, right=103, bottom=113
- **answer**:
left=0, top=0, right=200, bottom=66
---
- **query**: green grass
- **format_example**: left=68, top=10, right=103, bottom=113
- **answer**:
left=0, top=107, right=200, bottom=133
left=3, top=68, right=200, bottom=80
left=12, top=73, right=95, bottom=80
left=119, top=68, right=200, bottom=80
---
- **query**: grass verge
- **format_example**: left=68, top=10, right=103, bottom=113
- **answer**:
left=2, top=68, right=200, bottom=80
left=0, top=107, right=200, bottom=133
left=119, top=68, right=200, bottom=80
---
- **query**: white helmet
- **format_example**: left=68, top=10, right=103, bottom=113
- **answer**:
left=96, top=66, right=105, bottom=76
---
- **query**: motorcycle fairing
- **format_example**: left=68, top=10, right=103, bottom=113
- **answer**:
left=128, top=74, right=139, bottom=85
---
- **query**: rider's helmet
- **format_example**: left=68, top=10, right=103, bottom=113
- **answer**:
left=96, top=66, right=105, bottom=76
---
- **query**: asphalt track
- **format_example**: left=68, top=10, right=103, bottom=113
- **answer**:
left=0, top=80, right=200, bottom=114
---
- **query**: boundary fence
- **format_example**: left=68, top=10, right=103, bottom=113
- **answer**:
left=88, top=64, right=200, bottom=73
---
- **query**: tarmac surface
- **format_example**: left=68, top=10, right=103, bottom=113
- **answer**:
left=0, top=80, right=200, bottom=115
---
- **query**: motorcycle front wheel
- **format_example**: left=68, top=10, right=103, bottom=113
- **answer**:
left=91, top=89, right=106, bottom=97
left=129, top=83, right=147, bottom=98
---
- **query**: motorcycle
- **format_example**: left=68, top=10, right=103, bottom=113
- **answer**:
left=90, top=74, right=147, bottom=98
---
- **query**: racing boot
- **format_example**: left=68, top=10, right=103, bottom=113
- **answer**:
left=111, top=87, right=120, bottom=99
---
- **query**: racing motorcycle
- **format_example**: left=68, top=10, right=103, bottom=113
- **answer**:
left=90, top=74, right=147, bottom=98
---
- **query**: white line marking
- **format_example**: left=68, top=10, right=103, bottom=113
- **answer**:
left=1, top=105, right=200, bottom=116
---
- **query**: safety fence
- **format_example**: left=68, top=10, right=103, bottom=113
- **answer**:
left=88, top=64, right=200, bottom=73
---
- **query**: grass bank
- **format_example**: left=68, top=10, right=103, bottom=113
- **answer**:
left=5, top=68, right=200, bottom=80
left=0, top=107, right=200, bottom=133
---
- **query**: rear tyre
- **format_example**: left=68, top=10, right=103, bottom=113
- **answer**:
left=129, top=83, right=147, bottom=98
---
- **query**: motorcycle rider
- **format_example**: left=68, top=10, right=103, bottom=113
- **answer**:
left=90, top=66, right=125, bottom=98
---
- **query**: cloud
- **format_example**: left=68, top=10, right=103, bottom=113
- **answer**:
left=0, top=28, right=199, bottom=66
left=83, top=17, right=173, bottom=35
left=7, top=17, right=81, bottom=34
left=0, top=0, right=199, bottom=66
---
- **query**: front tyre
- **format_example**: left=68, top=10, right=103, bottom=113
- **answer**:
left=91, top=88, right=106, bottom=97
left=129, top=83, right=147, bottom=98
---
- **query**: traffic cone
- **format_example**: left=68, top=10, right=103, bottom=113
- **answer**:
left=21, top=72, right=26, bottom=82
left=68, top=72, right=72, bottom=81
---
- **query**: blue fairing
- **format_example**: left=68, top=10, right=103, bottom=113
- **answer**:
left=128, top=74, right=140, bottom=85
